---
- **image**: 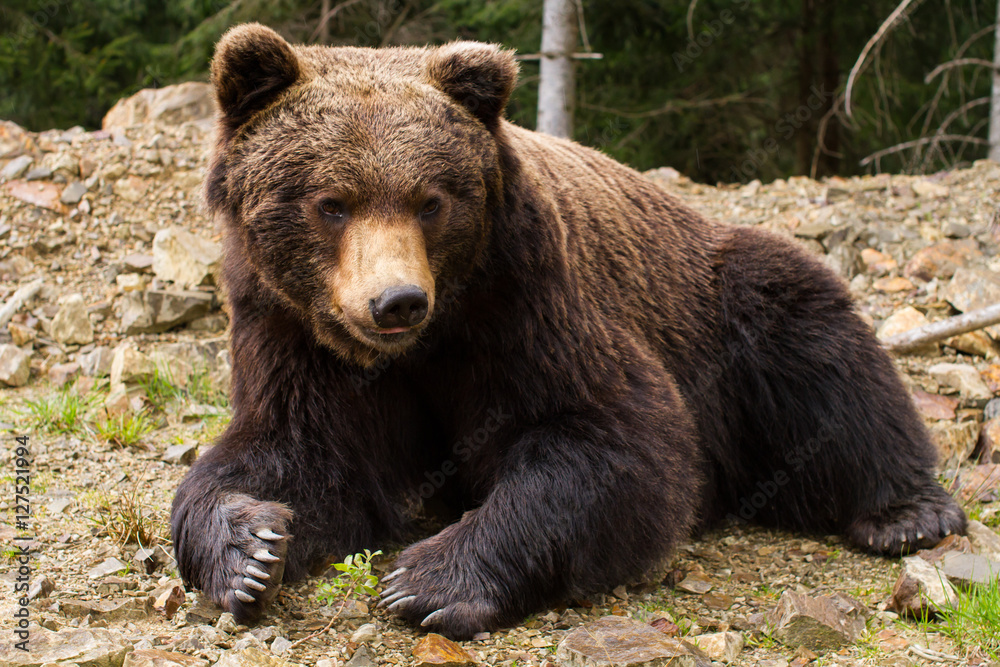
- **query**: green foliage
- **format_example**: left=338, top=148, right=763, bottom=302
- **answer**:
left=94, top=409, right=155, bottom=448
left=21, top=389, right=97, bottom=435
left=934, top=577, right=1000, bottom=660
left=316, top=549, right=382, bottom=606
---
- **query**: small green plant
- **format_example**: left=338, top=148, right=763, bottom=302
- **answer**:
left=21, top=389, right=96, bottom=435
left=2, top=547, right=21, bottom=561
left=316, top=549, right=382, bottom=606
left=934, top=577, right=1000, bottom=660
left=140, top=366, right=184, bottom=411
left=89, top=475, right=167, bottom=547
left=94, top=410, right=154, bottom=448
left=187, top=368, right=229, bottom=408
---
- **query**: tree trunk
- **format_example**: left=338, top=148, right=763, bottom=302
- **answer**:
left=989, top=0, right=1000, bottom=161
left=537, top=0, right=578, bottom=138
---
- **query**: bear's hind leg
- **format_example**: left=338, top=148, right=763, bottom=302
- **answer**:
left=712, top=227, right=965, bottom=555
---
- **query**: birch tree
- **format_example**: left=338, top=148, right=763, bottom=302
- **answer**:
left=537, top=0, right=578, bottom=138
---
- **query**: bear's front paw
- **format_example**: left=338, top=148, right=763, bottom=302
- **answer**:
left=378, top=530, right=504, bottom=640
left=207, top=496, right=293, bottom=624
left=847, top=484, right=967, bottom=556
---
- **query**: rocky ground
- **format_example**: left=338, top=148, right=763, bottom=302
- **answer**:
left=2, top=84, right=1000, bottom=667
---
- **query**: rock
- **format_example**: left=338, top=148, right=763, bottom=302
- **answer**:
left=346, top=646, right=376, bottom=667
left=215, top=349, right=232, bottom=395
left=928, top=420, right=980, bottom=469
left=123, top=253, right=155, bottom=273
left=134, top=545, right=171, bottom=575
left=943, top=267, right=1000, bottom=338
left=80, top=346, right=114, bottom=377
left=904, top=240, right=982, bottom=282
left=956, top=464, right=1000, bottom=502
left=163, top=443, right=198, bottom=465
left=7, top=322, right=35, bottom=346
left=0, top=343, right=31, bottom=386
left=27, top=575, right=55, bottom=601
left=967, top=520, right=1000, bottom=561
left=214, top=646, right=305, bottom=667
left=768, top=591, right=865, bottom=653
left=872, top=276, right=914, bottom=293
left=912, top=179, right=949, bottom=198
left=110, top=342, right=155, bottom=386
left=49, top=293, right=94, bottom=345
left=217, top=612, right=239, bottom=634
left=4, top=179, right=67, bottom=213
left=677, top=571, right=713, bottom=594
left=939, top=550, right=1000, bottom=586
left=945, top=331, right=996, bottom=358
left=876, top=307, right=937, bottom=354
left=115, top=174, right=148, bottom=202
left=974, top=420, right=1000, bottom=464
left=184, top=596, right=224, bottom=625
left=887, top=555, right=958, bottom=618
left=103, top=82, right=217, bottom=130
left=911, top=390, right=958, bottom=421
left=152, top=227, right=221, bottom=288
left=411, top=634, right=476, bottom=667
left=47, top=361, right=80, bottom=386
left=153, top=585, right=186, bottom=619
left=25, top=166, right=52, bottom=180
left=690, top=631, right=743, bottom=663
left=351, top=623, right=378, bottom=643
left=123, top=649, right=210, bottom=667
left=944, top=219, right=971, bottom=238
left=88, top=556, right=129, bottom=579
left=928, top=362, right=992, bottom=401
left=860, top=248, right=897, bottom=276
left=60, top=596, right=153, bottom=621
left=1, top=154, right=33, bottom=180
left=119, top=289, right=215, bottom=334
left=60, top=180, right=88, bottom=205
left=117, top=273, right=147, bottom=292
left=270, top=637, right=292, bottom=655
left=187, top=311, right=229, bottom=332
left=0, top=626, right=132, bottom=667
left=555, top=616, right=710, bottom=667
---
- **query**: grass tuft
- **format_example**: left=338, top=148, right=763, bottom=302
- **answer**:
left=94, top=410, right=155, bottom=448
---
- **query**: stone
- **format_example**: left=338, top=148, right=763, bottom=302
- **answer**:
left=270, top=637, right=292, bottom=655
left=214, top=647, right=305, bottom=667
left=975, top=421, right=1000, bottom=464
left=346, top=646, right=376, bottom=667
left=945, top=331, right=996, bottom=358
left=768, top=591, right=865, bottom=653
left=677, top=571, right=713, bottom=594
left=115, top=174, right=148, bottom=202
left=152, top=227, right=221, bottom=288
left=967, top=520, right=1000, bottom=561
left=876, top=307, right=936, bottom=354
left=1, top=154, right=33, bottom=180
left=860, top=248, right=897, bottom=276
left=119, top=289, right=215, bottom=334
left=0, top=626, right=132, bottom=667
left=8, top=322, right=35, bottom=346
left=163, top=443, right=198, bottom=465
left=154, top=585, right=186, bottom=619
left=887, top=555, right=958, bottom=618
left=60, top=180, right=88, bottom=205
left=80, top=346, right=114, bottom=377
left=88, top=556, right=129, bottom=579
left=27, top=575, right=55, bottom=601
left=411, top=634, right=476, bottom=667
left=904, top=240, right=982, bottom=282
left=911, top=390, right=958, bottom=421
left=116, top=273, right=147, bottom=292
left=25, top=166, right=52, bottom=180
left=956, top=464, right=1000, bottom=502
left=872, top=276, right=914, bottom=293
left=928, top=420, right=980, bottom=469
left=110, top=342, right=155, bottom=386
left=60, top=596, right=153, bottom=622
left=123, top=649, right=210, bottom=667
left=0, top=343, right=31, bottom=386
left=47, top=361, right=80, bottom=386
left=928, top=362, right=992, bottom=400
left=351, top=623, right=378, bottom=643
left=187, top=312, right=229, bottom=332
left=103, top=82, right=217, bottom=130
left=555, top=616, right=710, bottom=667
left=123, top=253, right=155, bottom=273
left=50, top=293, right=94, bottom=345
left=4, top=179, right=67, bottom=213
left=943, top=267, right=1000, bottom=338
left=217, top=612, right=239, bottom=634
left=939, top=551, right=1000, bottom=587
left=184, top=596, right=224, bottom=625
left=0, top=120, right=37, bottom=158
left=690, top=631, right=743, bottom=663
left=912, top=179, right=949, bottom=198
left=134, top=545, right=172, bottom=575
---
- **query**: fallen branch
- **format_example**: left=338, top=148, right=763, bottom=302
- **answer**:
left=0, top=278, right=43, bottom=330
left=859, top=134, right=988, bottom=168
left=882, top=302, right=1000, bottom=353
left=924, top=57, right=1000, bottom=84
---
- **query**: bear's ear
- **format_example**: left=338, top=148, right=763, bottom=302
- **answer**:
left=211, top=23, right=302, bottom=129
left=426, top=41, right=518, bottom=129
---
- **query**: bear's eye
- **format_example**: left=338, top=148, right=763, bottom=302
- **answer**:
left=319, top=199, right=346, bottom=220
left=420, top=199, right=440, bottom=218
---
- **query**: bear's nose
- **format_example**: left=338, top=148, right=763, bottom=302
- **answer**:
left=369, top=285, right=429, bottom=329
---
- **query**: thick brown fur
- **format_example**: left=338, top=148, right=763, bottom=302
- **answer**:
left=172, top=23, right=966, bottom=639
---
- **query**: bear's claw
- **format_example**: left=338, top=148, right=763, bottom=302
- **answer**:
left=255, top=528, right=285, bottom=541
left=234, top=589, right=256, bottom=603
left=253, top=549, right=281, bottom=563
left=847, top=483, right=966, bottom=557
left=383, top=567, right=407, bottom=582
left=421, top=609, right=446, bottom=627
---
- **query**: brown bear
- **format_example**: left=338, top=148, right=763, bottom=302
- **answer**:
left=171, top=23, right=966, bottom=639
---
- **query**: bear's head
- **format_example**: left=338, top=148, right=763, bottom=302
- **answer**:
left=206, top=24, right=518, bottom=365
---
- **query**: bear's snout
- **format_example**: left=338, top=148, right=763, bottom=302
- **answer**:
left=369, top=285, right=429, bottom=331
